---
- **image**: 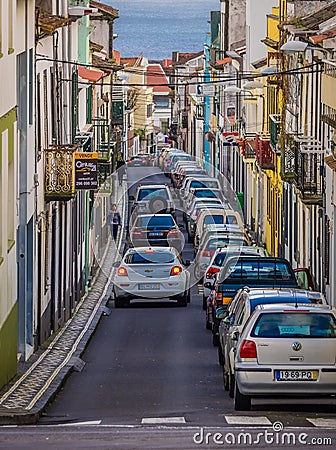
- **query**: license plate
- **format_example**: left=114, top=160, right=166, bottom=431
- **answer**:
left=275, top=370, right=318, bottom=381
left=138, top=283, right=160, bottom=290
left=148, top=232, right=163, bottom=237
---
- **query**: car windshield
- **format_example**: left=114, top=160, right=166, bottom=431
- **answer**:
left=136, top=216, right=175, bottom=228
left=125, top=252, right=175, bottom=264
left=251, top=312, right=336, bottom=338
left=138, top=188, right=169, bottom=200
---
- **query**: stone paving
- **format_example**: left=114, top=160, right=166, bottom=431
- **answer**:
left=0, top=179, right=127, bottom=424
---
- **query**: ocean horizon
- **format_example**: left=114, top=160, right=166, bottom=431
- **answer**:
left=106, top=0, right=219, bottom=60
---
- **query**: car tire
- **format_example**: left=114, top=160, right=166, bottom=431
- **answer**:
left=202, top=295, right=207, bottom=311
left=223, top=369, right=229, bottom=391
left=229, top=372, right=235, bottom=398
left=234, top=380, right=251, bottom=411
left=149, top=196, right=168, bottom=214
left=177, top=292, right=188, bottom=307
left=218, top=344, right=224, bottom=366
left=212, top=331, right=219, bottom=347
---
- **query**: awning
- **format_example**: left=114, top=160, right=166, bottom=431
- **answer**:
left=216, top=57, right=232, bottom=66
left=325, top=154, right=336, bottom=170
left=78, top=66, right=104, bottom=83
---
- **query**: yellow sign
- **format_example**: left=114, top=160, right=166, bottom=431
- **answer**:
left=75, top=152, right=98, bottom=159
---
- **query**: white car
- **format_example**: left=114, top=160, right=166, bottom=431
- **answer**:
left=113, top=247, right=191, bottom=307
left=234, top=303, right=336, bottom=410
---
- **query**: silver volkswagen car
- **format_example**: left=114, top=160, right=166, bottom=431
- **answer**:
left=233, top=303, right=336, bottom=411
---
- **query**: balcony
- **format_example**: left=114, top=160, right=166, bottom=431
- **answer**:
left=269, top=114, right=281, bottom=151
left=255, top=134, right=275, bottom=170
left=44, top=144, right=77, bottom=201
left=294, top=137, right=324, bottom=205
left=241, top=134, right=256, bottom=162
left=279, top=133, right=295, bottom=181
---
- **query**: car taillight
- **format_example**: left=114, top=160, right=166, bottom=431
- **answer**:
left=239, top=340, right=257, bottom=359
left=216, top=292, right=223, bottom=306
left=205, top=267, right=220, bottom=279
left=132, top=230, right=143, bottom=237
left=170, top=207, right=175, bottom=212
left=117, top=267, right=128, bottom=277
left=168, top=229, right=179, bottom=236
left=142, top=159, right=146, bottom=163
left=170, top=266, right=183, bottom=276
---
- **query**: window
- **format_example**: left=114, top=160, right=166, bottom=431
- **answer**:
left=125, top=252, right=175, bottom=264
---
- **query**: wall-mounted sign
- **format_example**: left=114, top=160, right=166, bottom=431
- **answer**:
left=74, top=152, right=98, bottom=190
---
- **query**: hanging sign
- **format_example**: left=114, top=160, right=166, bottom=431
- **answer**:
left=74, top=152, right=99, bottom=189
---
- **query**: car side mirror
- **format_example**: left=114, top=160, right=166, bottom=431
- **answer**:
left=223, top=316, right=231, bottom=325
left=231, top=330, right=239, bottom=341
left=203, top=281, right=214, bottom=289
left=216, top=308, right=228, bottom=320
left=128, top=195, right=135, bottom=201
left=184, top=259, right=191, bottom=267
left=178, top=224, right=184, bottom=229
left=112, top=261, right=120, bottom=267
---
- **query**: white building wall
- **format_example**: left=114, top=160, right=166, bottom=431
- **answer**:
left=246, top=0, right=271, bottom=67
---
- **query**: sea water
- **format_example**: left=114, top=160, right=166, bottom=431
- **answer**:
left=106, top=0, right=219, bottom=60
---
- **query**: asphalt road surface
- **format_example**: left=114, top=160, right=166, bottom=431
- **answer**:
left=1, top=166, right=335, bottom=449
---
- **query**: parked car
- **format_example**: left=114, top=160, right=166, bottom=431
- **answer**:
left=129, top=184, right=175, bottom=217
left=233, top=303, right=336, bottom=410
left=195, top=224, right=249, bottom=256
left=183, top=197, right=225, bottom=224
left=194, top=233, right=248, bottom=280
left=219, top=287, right=328, bottom=398
left=193, top=208, right=245, bottom=247
left=203, top=245, right=268, bottom=314
left=205, top=256, right=315, bottom=347
left=183, top=188, right=224, bottom=213
left=179, top=174, right=210, bottom=199
left=163, top=151, right=192, bottom=176
left=171, top=163, right=205, bottom=188
left=113, top=246, right=191, bottom=307
left=186, top=205, right=227, bottom=242
left=129, top=214, right=184, bottom=252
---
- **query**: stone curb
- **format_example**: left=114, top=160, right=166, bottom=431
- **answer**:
left=0, top=179, right=127, bottom=425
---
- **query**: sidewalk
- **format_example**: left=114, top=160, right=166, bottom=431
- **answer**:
left=0, top=179, right=128, bottom=425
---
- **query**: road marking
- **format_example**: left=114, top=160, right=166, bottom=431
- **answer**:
left=61, top=420, right=102, bottom=426
left=141, top=417, right=186, bottom=425
left=224, top=415, right=272, bottom=425
left=306, top=418, right=336, bottom=428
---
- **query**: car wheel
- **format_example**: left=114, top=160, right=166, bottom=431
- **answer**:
left=234, top=380, right=251, bottom=411
left=229, top=372, right=235, bottom=398
left=212, top=331, right=219, bottom=347
left=218, top=344, right=224, bottom=366
left=202, top=295, right=207, bottom=311
left=186, top=289, right=191, bottom=303
left=177, top=296, right=187, bottom=307
left=149, top=196, right=168, bottom=214
left=223, top=368, right=229, bottom=391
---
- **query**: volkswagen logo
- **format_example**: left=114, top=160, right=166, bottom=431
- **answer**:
left=292, top=341, right=302, bottom=351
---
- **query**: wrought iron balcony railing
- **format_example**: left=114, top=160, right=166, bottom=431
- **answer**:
left=44, top=144, right=77, bottom=201
left=240, top=134, right=256, bottom=162
left=294, top=137, right=324, bottom=205
left=269, top=114, right=281, bottom=151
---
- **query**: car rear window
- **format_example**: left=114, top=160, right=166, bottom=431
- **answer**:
left=136, top=216, right=175, bottom=228
left=251, top=312, right=336, bottom=338
left=125, top=252, right=175, bottom=264
left=206, top=237, right=246, bottom=251
left=138, top=188, right=169, bottom=200
left=204, top=215, right=224, bottom=225
left=194, top=190, right=217, bottom=198
left=224, top=260, right=293, bottom=282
